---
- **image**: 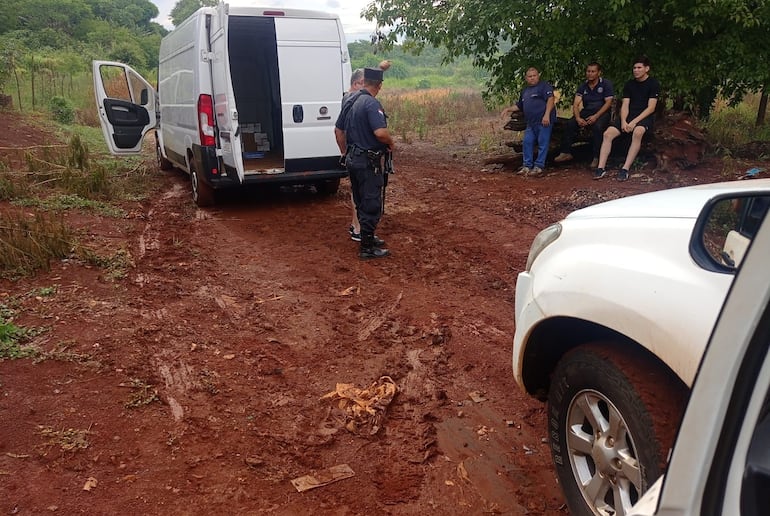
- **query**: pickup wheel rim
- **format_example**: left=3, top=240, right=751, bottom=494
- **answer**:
left=566, top=389, right=641, bottom=516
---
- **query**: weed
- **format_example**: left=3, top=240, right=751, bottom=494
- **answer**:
left=33, top=286, right=57, bottom=297
left=123, top=378, right=160, bottom=408
left=0, top=212, right=74, bottom=279
left=39, top=425, right=91, bottom=452
left=0, top=322, right=38, bottom=360
left=76, top=247, right=134, bottom=281
left=15, top=193, right=126, bottom=217
left=34, top=341, right=95, bottom=365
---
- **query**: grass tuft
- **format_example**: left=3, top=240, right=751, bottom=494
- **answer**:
left=0, top=212, right=74, bottom=279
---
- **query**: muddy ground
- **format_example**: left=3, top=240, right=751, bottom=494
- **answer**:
left=0, top=110, right=759, bottom=515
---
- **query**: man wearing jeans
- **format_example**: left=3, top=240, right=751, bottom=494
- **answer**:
left=501, top=67, right=556, bottom=177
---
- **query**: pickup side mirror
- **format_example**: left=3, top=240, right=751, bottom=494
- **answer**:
left=696, top=195, right=770, bottom=272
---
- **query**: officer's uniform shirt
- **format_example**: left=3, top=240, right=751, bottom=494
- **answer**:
left=335, top=90, right=387, bottom=152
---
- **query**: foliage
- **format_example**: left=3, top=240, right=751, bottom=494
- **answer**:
left=363, top=0, right=770, bottom=117
left=706, top=94, right=770, bottom=150
left=170, top=0, right=218, bottom=27
left=348, top=40, right=487, bottom=89
left=49, top=96, right=75, bottom=124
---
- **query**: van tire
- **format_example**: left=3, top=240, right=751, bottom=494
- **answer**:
left=190, top=161, right=214, bottom=207
left=156, top=141, right=174, bottom=171
left=316, top=178, right=340, bottom=196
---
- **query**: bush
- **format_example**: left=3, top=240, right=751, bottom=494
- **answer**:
left=49, top=96, right=75, bottom=124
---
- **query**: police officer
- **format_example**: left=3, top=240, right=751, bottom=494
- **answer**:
left=334, top=67, right=395, bottom=260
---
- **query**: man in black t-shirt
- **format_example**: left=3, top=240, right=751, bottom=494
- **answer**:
left=594, top=56, right=660, bottom=181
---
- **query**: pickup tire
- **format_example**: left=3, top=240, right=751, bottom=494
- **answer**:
left=548, top=343, right=686, bottom=516
left=190, top=160, right=214, bottom=207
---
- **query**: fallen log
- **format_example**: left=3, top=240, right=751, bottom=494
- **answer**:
left=483, top=152, right=523, bottom=167
left=494, top=110, right=709, bottom=172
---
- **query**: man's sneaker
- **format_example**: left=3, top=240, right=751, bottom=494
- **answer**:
left=593, top=168, right=607, bottom=180
left=554, top=152, right=573, bottom=163
left=516, top=166, right=531, bottom=175
left=349, top=226, right=361, bottom=242
left=617, top=168, right=629, bottom=182
left=590, top=158, right=599, bottom=168
left=529, top=166, right=544, bottom=177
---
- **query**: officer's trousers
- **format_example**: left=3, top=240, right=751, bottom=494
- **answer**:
left=347, top=153, right=384, bottom=237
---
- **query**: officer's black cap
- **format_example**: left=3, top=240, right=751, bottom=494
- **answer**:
left=364, top=67, right=384, bottom=82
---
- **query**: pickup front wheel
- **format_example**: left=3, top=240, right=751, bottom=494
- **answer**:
left=548, top=344, right=686, bottom=516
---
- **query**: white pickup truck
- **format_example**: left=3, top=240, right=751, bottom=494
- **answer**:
left=513, top=178, right=770, bottom=516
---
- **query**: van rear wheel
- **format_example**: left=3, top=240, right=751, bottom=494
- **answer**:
left=190, top=161, right=214, bottom=207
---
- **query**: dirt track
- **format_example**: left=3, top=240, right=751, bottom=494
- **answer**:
left=0, top=111, right=745, bottom=514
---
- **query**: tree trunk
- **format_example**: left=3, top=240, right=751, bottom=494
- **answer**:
left=757, top=87, right=768, bottom=127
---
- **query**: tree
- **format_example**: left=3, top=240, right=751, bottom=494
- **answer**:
left=363, top=0, right=770, bottom=118
left=170, top=0, right=217, bottom=28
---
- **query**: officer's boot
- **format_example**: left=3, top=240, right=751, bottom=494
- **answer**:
left=360, top=232, right=390, bottom=260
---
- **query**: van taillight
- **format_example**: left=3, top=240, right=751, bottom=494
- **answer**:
left=197, top=94, right=216, bottom=147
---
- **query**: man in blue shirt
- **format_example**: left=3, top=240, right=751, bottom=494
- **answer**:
left=553, top=62, right=614, bottom=168
left=334, top=68, right=395, bottom=260
left=501, top=67, right=556, bottom=177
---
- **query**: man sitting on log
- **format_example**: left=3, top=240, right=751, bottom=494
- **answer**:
left=553, top=62, right=614, bottom=169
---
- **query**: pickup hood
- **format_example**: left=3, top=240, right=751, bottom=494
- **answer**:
left=568, top=178, right=770, bottom=220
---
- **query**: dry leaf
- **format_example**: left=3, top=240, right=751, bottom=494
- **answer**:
left=83, top=477, right=98, bottom=491
left=290, top=464, right=355, bottom=492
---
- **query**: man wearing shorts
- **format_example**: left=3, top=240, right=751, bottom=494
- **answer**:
left=594, top=56, right=660, bottom=181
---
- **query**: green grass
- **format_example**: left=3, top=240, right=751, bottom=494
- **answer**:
left=14, top=193, right=126, bottom=217
left=0, top=297, right=42, bottom=360
left=706, top=93, right=770, bottom=152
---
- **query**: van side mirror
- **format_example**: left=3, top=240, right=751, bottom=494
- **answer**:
left=140, top=88, right=148, bottom=106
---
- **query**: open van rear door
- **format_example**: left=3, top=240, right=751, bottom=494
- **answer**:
left=274, top=17, right=347, bottom=160
left=92, top=61, right=156, bottom=155
left=209, top=4, right=245, bottom=183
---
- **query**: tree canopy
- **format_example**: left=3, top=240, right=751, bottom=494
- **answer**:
left=363, top=0, right=770, bottom=116
left=170, top=0, right=217, bottom=28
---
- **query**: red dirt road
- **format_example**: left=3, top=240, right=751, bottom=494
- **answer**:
left=0, top=111, right=750, bottom=514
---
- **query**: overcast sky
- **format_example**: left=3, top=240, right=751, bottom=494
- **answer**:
left=150, top=0, right=378, bottom=43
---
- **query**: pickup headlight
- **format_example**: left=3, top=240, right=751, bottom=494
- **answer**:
left=525, top=222, right=562, bottom=271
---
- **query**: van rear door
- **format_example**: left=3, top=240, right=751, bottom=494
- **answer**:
left=274, top=17, right=346, bottom=160
left=92, top=61, right=156, bottom=155
left=210, top=4, right=245, bottom=183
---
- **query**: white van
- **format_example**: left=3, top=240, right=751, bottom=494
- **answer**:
left=92, top=4, right=351, bottom=206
